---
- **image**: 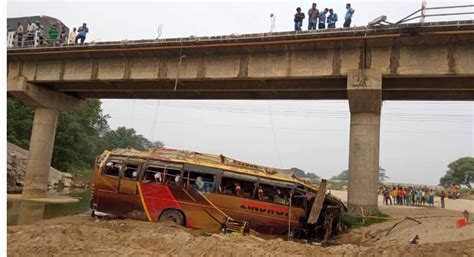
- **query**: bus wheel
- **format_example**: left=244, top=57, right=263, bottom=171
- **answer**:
left=159, top=210, right=185, bottom=226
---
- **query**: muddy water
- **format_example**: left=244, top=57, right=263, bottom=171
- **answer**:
left=7, top=189, right=91, bottom=226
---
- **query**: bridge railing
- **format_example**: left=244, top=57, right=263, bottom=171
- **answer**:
left=396, top=4, right=474, bottom=24
left=7, top=19, right=474, bottom=50
left=7, top=30, right=72, bottom=49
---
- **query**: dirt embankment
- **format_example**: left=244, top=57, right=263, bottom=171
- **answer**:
left=7, top=205, right=474, bottom=257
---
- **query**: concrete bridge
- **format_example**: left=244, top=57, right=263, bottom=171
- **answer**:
left=7, top=21, right=474, bottom=212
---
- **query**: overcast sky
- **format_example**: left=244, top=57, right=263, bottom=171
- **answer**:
left=7, top=0, right=474, bottom=185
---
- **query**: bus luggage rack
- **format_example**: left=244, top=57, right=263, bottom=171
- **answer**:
left=219, top=217, right=251, bottom=236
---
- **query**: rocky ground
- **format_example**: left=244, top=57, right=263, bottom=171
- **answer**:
left=7, top=143, right=77, bottom=193
left=7, top=204, right=474, bottom=257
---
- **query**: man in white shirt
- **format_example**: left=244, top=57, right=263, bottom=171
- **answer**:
left=15, top=22, right=24, bottom=47
left=68, top=27, right=77, bottom=45
left=25, top=19, right=38, bottom=47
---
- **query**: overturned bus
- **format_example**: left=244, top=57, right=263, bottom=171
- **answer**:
left=91, top=148, right=346, bottom=240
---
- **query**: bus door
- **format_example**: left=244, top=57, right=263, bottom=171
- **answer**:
left=96, top=159, right=122, bottom=214
left=114, top=161, right=142, bottom=217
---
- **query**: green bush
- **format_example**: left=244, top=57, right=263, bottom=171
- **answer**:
left=342, top=208, right=389, bottom=228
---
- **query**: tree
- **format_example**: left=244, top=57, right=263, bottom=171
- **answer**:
left=99, top=126, right=164, bottom=151
left=379, top=166, right=390, bottom=182
left=7, top=99, right=34, bottom=149
left=331, top=167, right=389, bottom=181
left=52, top=100, right=110, bottom=171
left=331, top=170, right=349, bottom=181
left=290, top=167, right=320, bottom=183
left=439, top=157, right=474, bottom=189
left=7, top=98, right=164, bottom=174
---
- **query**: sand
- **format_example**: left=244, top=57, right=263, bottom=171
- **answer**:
left=7, top=204, right=474, bottom=257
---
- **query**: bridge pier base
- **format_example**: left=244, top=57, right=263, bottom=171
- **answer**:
left=347, top=70, right=382, bottom=213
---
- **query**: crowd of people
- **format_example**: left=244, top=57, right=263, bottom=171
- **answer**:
left=381, top=184, right=460, bottom=209
left=11, top=19, right=89, bottom=48
left=294, top=3, right=355, bottom=31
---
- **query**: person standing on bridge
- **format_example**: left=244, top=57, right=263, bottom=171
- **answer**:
left=15, top=22, right=24, bottom=47
left=318, top=8, right=328, bottom=29
left=294, top=7, right=305, bottom=31
left=76, top=22, right=89, bottom=45
left=68, top=27, right=77, bottom=45
left=48, top=24, right=58, bottom=46
left=327, top=9, right=338, bottom=28
left=25, top=19, right=38, bottom=48
left=307, top=3, right=319, bottom=30
left=343, top=3, right=355, bottom=28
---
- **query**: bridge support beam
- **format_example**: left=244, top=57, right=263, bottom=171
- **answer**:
left=8, top=77, right=83, bottom=198
left=347, top=70, right=382, bottom=213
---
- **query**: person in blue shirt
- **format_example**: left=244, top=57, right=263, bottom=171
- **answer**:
left=344, top=3, right=355, bottom=28
left=318, top=8, right=328, bottom=29
left=327, top=9, right=338, bottom=28
left=75, top=22, right=89, bottom=45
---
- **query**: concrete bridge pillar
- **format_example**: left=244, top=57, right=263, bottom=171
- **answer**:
left=22, top=107, right=59, bottom=196
left=346, top=70, right=382, bottom=213
left=8, top=77, right=83, bottom=198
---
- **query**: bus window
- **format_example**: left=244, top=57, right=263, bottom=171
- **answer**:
left=220, top=177, right=255, bottom=198
left=188, top=172, right=215, bottom=193
left=255, top=184, right=291, bottom=205
left=103, top=160, right=122, bottom=177
left=273, top=187, right=289, bottom=205
left=143, top=166, right=165, bottom=183
left=123, top=164, right=139, bottom=180
left=257, top=184, right=275, bottom=202
left=165, top=169, right=182, bottom=185
left=291, top=190, right=305, bottom=208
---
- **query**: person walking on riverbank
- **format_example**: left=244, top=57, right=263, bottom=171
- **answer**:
left=428, top=189, right=435, bottom=207
left=392, top=186, right=398, bottom=205
left=440, top=191, right=446, bottom=208
left=383, top=186, right=392, bottom=205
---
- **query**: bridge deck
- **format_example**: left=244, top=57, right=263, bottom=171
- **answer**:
left=8, top=20, right=474, bottom=54
left=7, top=20, right=474, bottom=101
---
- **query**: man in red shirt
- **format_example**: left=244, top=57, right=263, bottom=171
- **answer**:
left=440, top=191, right=446, bottom=208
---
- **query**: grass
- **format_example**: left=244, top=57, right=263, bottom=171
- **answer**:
left=327, top=180, right=348, bottom=191
left=342, top=208, right=389, bottom=228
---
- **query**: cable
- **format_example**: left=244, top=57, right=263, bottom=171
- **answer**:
left=150, top=100, right=161, bottom=142
left=267, top=101, right=283, bottom=168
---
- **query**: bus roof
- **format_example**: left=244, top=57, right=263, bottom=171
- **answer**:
left=107, top=147, right=319, bottom=191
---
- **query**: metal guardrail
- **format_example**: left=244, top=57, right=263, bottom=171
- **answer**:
left=396, top=4, right=474, bottom=24
left=7, top=30, right=71, bottom=49
left=6, top=19, right=474, bottom=51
